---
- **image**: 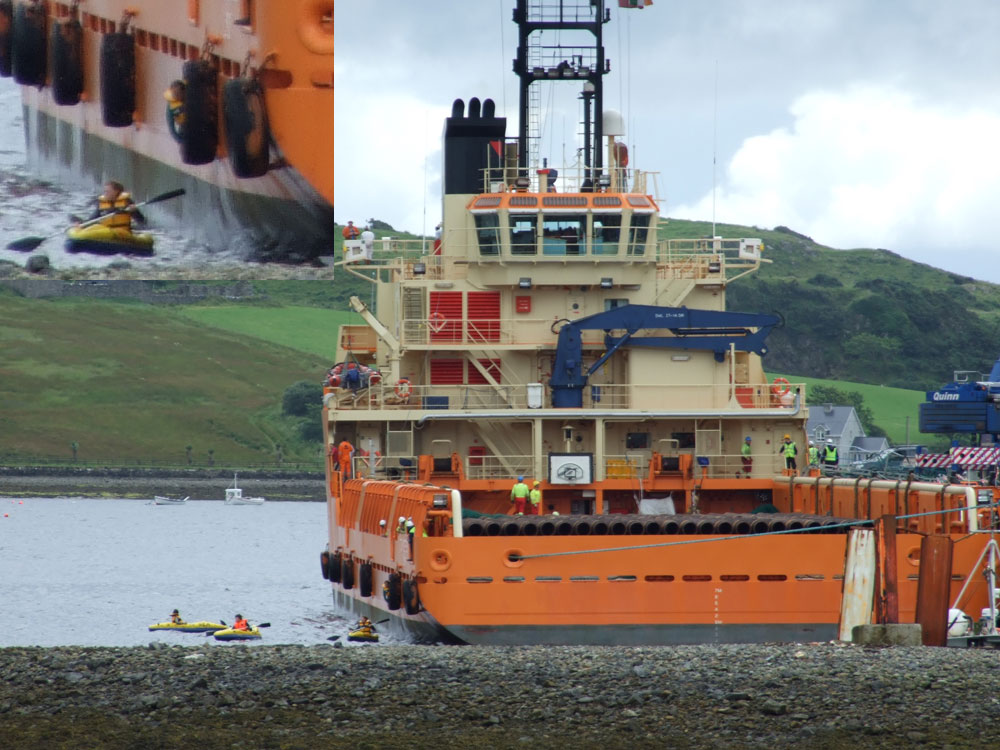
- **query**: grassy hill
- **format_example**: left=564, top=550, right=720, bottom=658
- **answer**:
left=0, top=290, right=333, bottom=467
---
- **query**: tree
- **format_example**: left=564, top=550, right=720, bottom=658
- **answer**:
left=283, top=381, right=323, bottom=417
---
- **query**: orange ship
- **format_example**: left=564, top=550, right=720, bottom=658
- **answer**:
left=319, top=0, right=1000, bottom=645
left=1, top=0, right=333, bottom=262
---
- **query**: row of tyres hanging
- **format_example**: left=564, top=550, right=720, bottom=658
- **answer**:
left=0, top=1, right=270, bottom=179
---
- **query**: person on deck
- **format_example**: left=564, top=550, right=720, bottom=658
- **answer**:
left=233, top=614, right=250, bottom=631
left=528, top=481, right=542, bottom=515
left=779, top=434, right=798, bottom=473
left=89, top=181, right=144, bottom=234
left=823, top=439, right=839, bottom=471
left=741, top=436, right=753, bottom=475
left=510, top=476, right=530, bottom=515
left=170, top=609, right=184, bottom=624
left=342, top=221, right=360, bottom=241
left=547, top=504, right=560, bottom=516
left=751, top=498, right=780, bottom=514
left=379, top=519, right=388, bottom=536
left=808, top=440, right=820, bottom=468
left=337, top=438, right=355, bottom=479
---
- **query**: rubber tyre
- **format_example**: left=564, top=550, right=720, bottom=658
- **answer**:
left=340, top=558, right=354, bottom=590
left=359, top=562, right=373, bottom=598
left=402, top=578, right=420, bottom=615
left=180, top=59, right=218, bottom=165
left=100, top=32, right=135, bottom=127
left=49, top=17, right=83, bottom=106
left=328, top=552, right=342, bottom=583
left=384, top=573, right=402, bottom=611
left=0, top=1, right=13, bottom=78
left=12, top=2, right=45, bottom=87
left=222, top=77, right=270, bottom=178
left=319, top=550, right=330, bottom=580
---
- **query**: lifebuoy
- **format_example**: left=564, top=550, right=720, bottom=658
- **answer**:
left=49, top=16, right=84, bottom=106
left=223, top=77, right=270, bottom=178
left=0, top=1, right=14, bottom=78
left=402, top=577, right=420, bottom=615
left=428, top=311, right=446, bottom=333
left=100, top=31, right=135, bottom=127
left=319, top=550, right=330, bottom=580
left=328, top=551, right=342, bottom=583
left=384, top=572, right=402, bottom=611
left=359, top=562, right=373, bottom=597
left=359, top=449, right=383, bottom=468
left=340, top=557, right=354, bottom=590
left=394, top=378, right=412, bottom=400
left=11, top=1, right=46, bottom=87
left=770, top=377, right=791, bottom=396
left=180, top=59, right=219, bottom=165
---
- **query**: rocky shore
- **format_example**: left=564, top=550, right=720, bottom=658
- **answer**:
left=0, top=467, right=326, bottom=502
left=1, top=642, right=998, bottom=749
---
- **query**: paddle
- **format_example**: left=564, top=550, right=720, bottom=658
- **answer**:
left=6, top=188, right=186, bottom=251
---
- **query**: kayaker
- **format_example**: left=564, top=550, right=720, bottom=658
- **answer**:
left=89, top=180, right=144, bottom=234
left=233, top=614, right=250, bottom=631
left=170, top=609, right=184, bottom=624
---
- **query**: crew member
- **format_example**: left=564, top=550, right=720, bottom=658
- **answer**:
left=90, top=181, right=144, bottom=234
left=528, top=481, right=542, bottom=515
left=233, top=614, right=250, bottom=631
left=396, top=516, right=407, bottom=534
left=741, top=436, right=753, bottom=474
left=823, top=439, right=839, bottom=470
left=406, top=517, right=415, bottom=559
left=510, top=476, right=530, bottom=515
left=808, top=440, right=820, bottom=468
left=170, top=609, right=184, bottom=624
left=547, top=504, right=560, bottom=516
left=337, top=437, right=355, bottom=479
left=751, top=497, right=780, bottom=514
left=361, top=226, right=375, bottom=260
left=342, top=220, right=360, bottom=240
left=163, top=79, right=186, bottom=141
left=378, top=519, right=388, bottom=536
left=779, top=434, right=798, bottom=473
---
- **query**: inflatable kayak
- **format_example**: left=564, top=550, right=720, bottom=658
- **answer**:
left=347, top=628, right=379, bottom=643
left=213, top=627, right=262, bottom=641
left=65, top=225, right=155, bottom=256
left=148, top=620, right=226, bottom=633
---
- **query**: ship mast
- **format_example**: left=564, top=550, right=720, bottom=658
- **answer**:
left=513, top=0, right=610, bottom=186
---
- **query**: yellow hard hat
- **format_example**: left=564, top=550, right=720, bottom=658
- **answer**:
left=533, top=481, right=540, bottom=486
left=783, top=434, right=790, bottom=439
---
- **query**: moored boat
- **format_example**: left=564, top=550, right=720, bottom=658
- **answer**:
left=152, top=494, right=188, bottom=505
left=7, top=0, right=334, bottom=263
left=320, top=0, right=1000, bottom=646
left=224, top=473, right=264, bottom=505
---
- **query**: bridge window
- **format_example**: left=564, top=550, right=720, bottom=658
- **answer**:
left=474, top=214, right=500, bottom=255
left=510, top=214, right=537, bottom=255
left=592, top=214, right=621, bottom=255
left=542, top=215, right=585, bottom=256
left=627, top=214, right=650, bottom=255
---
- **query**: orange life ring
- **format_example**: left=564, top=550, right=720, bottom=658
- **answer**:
left=428, top=311, right=446, bottom=333
left=360, top=449, right=384, bottom=468
left=395, top=378, right=412, bottom=400
left=770, top=377, right=791, bottom=396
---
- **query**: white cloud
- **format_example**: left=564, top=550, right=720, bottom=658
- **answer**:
left=671, top=85, right=1000, bottom=280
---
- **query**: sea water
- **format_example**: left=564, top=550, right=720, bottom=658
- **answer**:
left=0, top=497, right=377, bottom=647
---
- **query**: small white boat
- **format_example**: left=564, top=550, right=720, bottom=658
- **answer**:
left=152, top=495, right=188, bottom=505
left=225, top=474, right=265, bottom=505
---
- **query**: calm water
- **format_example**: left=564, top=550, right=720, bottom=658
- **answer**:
left=0, top=497, right=380, bottom=647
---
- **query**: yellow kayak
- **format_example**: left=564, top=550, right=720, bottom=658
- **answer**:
left=213, top=627, right=262, bottom=641
left=148, top=620, right=226, bottom=633
left=65, top=224, right=155, bottom=256
left=347, top=627, right=379, bottom=643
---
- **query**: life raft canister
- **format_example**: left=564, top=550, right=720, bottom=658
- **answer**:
left=0, top=0, right=14, bottom=78
left=100, top=28, right=136, bottom=127
left=359, top=562, right=374, bottom=598
left=180, top=58, right=219, bottom=165
left=49, top=14, right=84, bottom=106
left=11, top=0, right=46, bottom=87
left=223, top=76, right=271, bottom=178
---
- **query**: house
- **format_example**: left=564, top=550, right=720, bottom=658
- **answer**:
left=805, top=403, right=888, bottom=463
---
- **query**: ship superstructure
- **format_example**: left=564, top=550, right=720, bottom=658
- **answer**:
left=320, top=0, right=998, bottom=645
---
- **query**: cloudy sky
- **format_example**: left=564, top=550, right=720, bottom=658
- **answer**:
left=335, top=0, right=1000, bottom=282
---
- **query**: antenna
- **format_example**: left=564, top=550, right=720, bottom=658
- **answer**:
left=712, top=59, right=718, bottom=238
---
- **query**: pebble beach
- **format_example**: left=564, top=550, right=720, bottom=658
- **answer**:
left=2, top=642, right=999, bottom=749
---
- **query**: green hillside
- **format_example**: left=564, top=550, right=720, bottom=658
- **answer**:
left=0, top=292, right=331, bottom=467
left=662, top=219, right=1000, bottom=391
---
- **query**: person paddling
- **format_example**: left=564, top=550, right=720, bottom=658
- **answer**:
left=232, top=614, right=250, bottom=631
left=170, top=609, right=184, bottom=624
left=89, top=180, right=145, bottom=235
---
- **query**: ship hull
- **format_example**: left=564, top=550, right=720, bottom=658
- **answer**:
left=23, top=101, right=333, bottom=263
